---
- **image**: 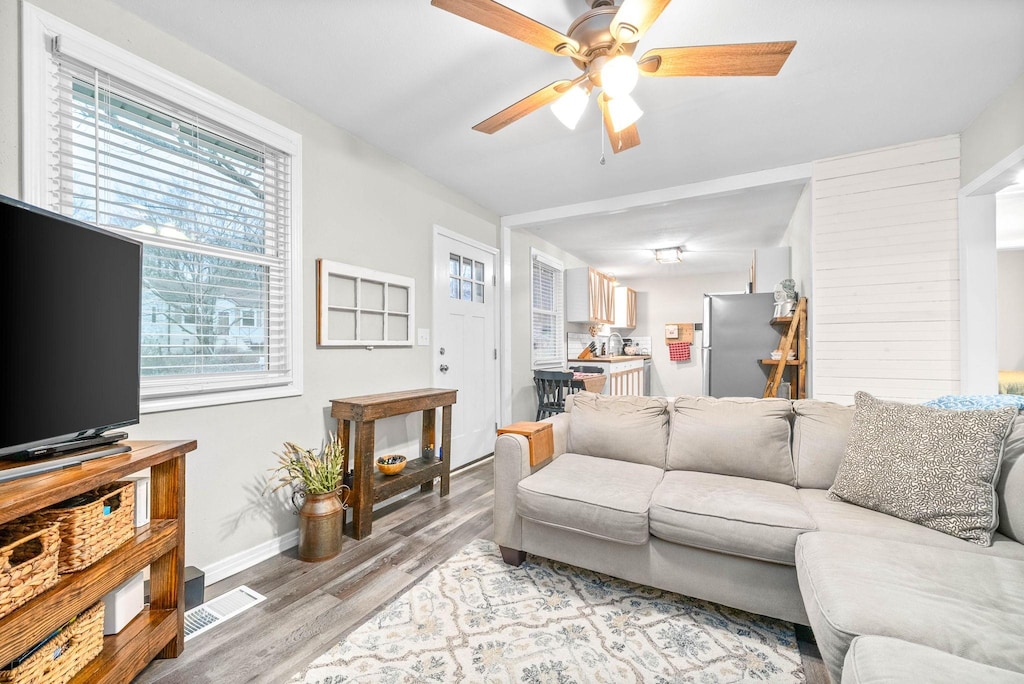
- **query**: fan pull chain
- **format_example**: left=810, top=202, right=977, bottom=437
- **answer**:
left=599, top=118, right=606, bottom=166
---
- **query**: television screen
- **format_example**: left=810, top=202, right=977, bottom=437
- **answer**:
left=0, top=195, right=141, bottom=458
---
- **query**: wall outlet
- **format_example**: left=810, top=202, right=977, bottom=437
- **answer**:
left=417, top=328, right=430, bottom=346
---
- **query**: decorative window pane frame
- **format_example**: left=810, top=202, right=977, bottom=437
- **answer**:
left=20, top=4, right=304, bottom=414
left=317, top=259, right=415, bottom=347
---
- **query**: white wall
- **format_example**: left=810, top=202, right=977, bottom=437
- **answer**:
left=627, top=271, right=748, bottom=397
left=508, top=231, right=587, bottom=422
left=958, top=73, right=1024, bottom=394
left=998, top=250, right=1024, bottom=370
left=0, top=0, right=499, bottom=574
left=781, top=183, right=813, bottom=298
left=781, top=182, right=813, bottom=396
left=961, top=73, right=1024, bottom=188
left=811, top=136, right=960, bottom=403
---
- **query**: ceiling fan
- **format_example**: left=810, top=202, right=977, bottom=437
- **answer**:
left=431, top=0, right=795, bottom=153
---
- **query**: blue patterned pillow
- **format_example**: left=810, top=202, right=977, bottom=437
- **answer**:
left=923, top=395, right=1024, bottom=411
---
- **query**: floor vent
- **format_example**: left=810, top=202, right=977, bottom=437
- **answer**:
left=183, top=585, right=266, bottom=641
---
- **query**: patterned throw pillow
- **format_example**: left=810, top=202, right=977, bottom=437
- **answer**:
left=829, top=391, right=1016, bottom=545
left=923, top=394, right=1024, bottom=411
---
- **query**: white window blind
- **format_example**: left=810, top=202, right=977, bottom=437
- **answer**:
left=531, top=250, right=565, bottom=368
left=45, top=46, right=296, bottom=403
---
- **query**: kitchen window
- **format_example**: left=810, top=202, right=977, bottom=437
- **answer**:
left=531, top=249, right=565, bottom=369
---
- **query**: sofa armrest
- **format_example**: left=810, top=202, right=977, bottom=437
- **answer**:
left=493, top=412, right=570, bottom=550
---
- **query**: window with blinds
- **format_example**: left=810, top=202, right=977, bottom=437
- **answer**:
left=531, top=250, right=565, bottom=368
left=23, top=13, right=302, bottom=409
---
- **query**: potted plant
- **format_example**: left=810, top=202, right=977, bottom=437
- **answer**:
left=266, top=437, right=350, bottom=562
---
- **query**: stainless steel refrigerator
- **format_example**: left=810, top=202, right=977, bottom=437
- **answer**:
left=702, top=293, right=779, bottom=398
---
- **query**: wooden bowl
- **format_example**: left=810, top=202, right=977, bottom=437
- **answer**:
left=376, top=454, right=407, bottom=475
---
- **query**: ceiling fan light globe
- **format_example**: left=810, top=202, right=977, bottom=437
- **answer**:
left=601, top=55, right=639, bottom=98
left=607, top=94, right=643, bottom=132
left=550, top=85, right=589, bottom=130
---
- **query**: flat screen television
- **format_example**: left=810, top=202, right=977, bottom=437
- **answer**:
left=0, top=194, right=141, bottom=460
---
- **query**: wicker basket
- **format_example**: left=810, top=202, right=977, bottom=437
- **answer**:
left=0, top=601, right=104, bottom=684
left=0, top=521, right=60, bottom=622
left=27, top=483, right=135, bottom=574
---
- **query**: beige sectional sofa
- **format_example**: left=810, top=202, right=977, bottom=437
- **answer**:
left=492, top=392, right=1024, bottom=683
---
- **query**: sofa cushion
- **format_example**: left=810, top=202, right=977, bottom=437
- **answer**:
left=796, top=531, right=1024, bottom=684
left=649, top=471, right=815, bottom=565
left=517, top=452, right=663, bottom=545
left=842, top=636, right=1024, bottom=684
left=667, top=396, right=795, bottom=485
left=829, top=391, right=1016, bottom=545
left=798, top=489, right=1024, bottom=561
left=998, top=415, right=1024, bottom=543
left=567, top=392, right=670, bottom=468
left=792, top=399, right=854, bottom=489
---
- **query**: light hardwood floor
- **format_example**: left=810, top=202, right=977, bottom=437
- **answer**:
left=137, top=459, right=827, bottom=683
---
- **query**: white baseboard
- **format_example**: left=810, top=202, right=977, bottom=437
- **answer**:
left=199, top=460, right=492, bottom=587
left=202, top=529, right=298, bottom=586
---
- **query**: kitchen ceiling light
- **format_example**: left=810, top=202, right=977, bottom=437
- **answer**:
left=654, top=247, right=682, bottom=263
left=606, top=94, right=643, bottom=132
left=601, top=55, right=639, bottom=98
left=550, top=84, right=590, bottom=130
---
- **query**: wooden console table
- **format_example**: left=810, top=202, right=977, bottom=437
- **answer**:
left=331, top=388, right=456, bottom=540
left=0, top=439, right=197, bottom=683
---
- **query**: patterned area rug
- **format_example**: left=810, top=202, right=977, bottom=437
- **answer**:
left=292, top=539, right=804, bottom=683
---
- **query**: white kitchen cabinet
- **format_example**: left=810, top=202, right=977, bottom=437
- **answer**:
left=607, top=358, right=645, bottom=396
left=566, top=267, right=615, bottom=324
left=612, top=286, right=636, bottom=329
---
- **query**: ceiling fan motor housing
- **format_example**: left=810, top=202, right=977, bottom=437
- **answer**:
left=568, top=6, right=637, bottom=71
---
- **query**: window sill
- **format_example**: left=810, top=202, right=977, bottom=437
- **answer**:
left=141, top=383, right=302, bottom=414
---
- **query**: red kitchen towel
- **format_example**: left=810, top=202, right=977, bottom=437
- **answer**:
left=668, top=342, right=691, bottom=361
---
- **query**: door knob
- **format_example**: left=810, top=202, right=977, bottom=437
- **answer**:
left=439, top=364, right=449, bottom=373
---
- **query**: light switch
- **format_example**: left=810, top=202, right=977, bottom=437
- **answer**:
left=417, top=328, right=430, bottom=346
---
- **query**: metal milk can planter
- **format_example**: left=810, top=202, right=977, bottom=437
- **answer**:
left=293, top=487, right=350, bottom=562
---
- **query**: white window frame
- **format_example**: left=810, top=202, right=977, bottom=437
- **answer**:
left=531, top=248, right=566, bottom=369
left=21, top=4, right=303, bottom=413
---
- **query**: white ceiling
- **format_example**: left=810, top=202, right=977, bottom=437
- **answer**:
left=109, top=0, right=1024, bottom=276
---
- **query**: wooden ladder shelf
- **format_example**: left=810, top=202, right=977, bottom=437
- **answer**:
left=762, top=297, right=808, bottom=399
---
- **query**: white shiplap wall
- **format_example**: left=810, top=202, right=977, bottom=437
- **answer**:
left=812, top=136, right=961, bottom=404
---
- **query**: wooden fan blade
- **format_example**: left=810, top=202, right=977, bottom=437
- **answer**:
left=431, top=0, right=579, bottom=57
left=638, top=41, right=796, bottom=77
left=473, top=80, right=573, bottom=134
left=598, top=94, right=641, bottom=154
left=610, top=0, right=672, bottom=43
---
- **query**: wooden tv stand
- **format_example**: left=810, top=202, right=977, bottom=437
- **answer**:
left=0, top=439, right=197, bottom=682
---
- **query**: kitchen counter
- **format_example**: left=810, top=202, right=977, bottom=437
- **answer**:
left=567, top=356, right=650, bottom=396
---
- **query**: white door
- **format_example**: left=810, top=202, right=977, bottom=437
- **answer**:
left=433, top=229, right=498, bottom=469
